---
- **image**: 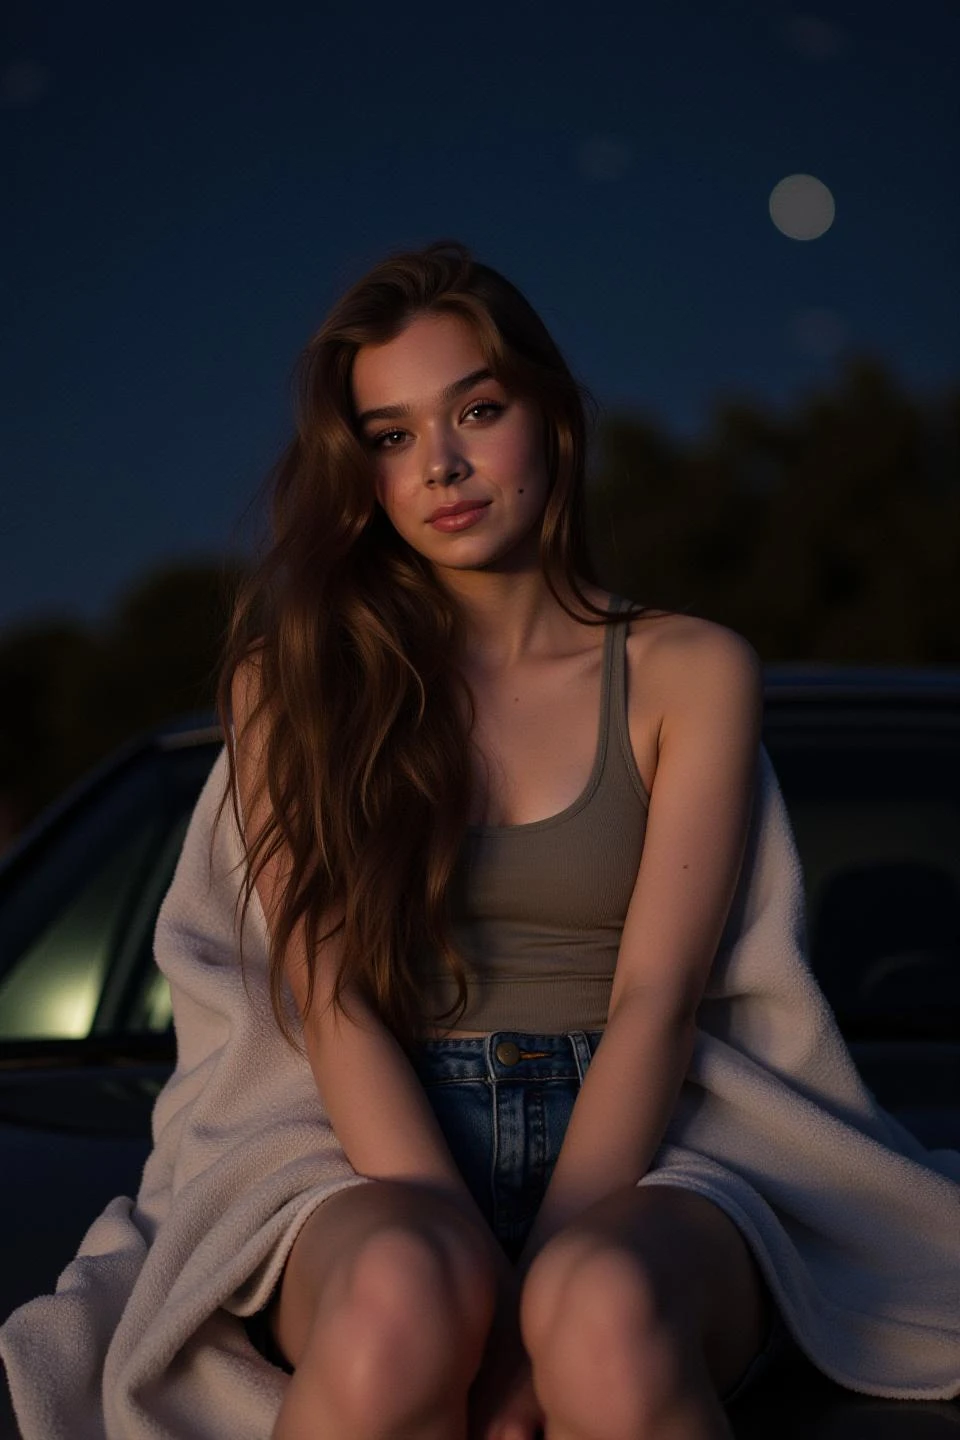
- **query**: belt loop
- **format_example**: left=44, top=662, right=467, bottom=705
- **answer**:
left=484, top=1031, right=496, bottom=1081
left=569, top=1031, right=592, bottom=1084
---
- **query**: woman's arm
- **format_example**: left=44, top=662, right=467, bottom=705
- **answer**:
left=230, top=660, right=505, bottom=1264
left=513, top=625, right=764, bottom=1276
left=292, top=954, right=488, bottom=1232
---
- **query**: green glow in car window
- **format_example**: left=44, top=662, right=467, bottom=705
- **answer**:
left=0, top=824, right=157, bottom=1039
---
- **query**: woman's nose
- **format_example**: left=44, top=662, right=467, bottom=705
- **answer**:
left=423, top=425, right=467, bottom=482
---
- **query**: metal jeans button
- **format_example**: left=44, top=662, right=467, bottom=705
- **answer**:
left=495, top=1040, right=521, bottom=1066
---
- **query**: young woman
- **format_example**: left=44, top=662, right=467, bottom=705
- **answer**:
left=2, top=240, right=957, bottom=1440
left=221, top=239, right=772, bottom=1440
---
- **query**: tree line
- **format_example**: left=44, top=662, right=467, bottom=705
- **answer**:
left=1, top=351, right=957, bottom=849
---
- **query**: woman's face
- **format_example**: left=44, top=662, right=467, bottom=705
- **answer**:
left=351, top=311, right=551, bottom=576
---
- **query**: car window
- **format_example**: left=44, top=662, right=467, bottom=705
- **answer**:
left=768, top=725, right=960, bottom=1037
left=95, top=810, right=193, bottom=1036
left=0, top=743, right=218, bottom=1044
left=0, top=819, right=163, bottom=1038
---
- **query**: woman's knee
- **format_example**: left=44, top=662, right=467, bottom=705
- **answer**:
left=333, top=1224, right=492, bottom=1345
left=281, top=1186, right=499, bottom=1387
left=302, top=1228, right=487, bottom=1409
left=525, top=1241, right=684, bottom=1357
left=523, top=1245, right=691, bottom=1425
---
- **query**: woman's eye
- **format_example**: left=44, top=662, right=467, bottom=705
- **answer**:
left=370, top=428, right=406, bottom=450
left=369, top=402, right=503, bottom=450
left=464, top=401, right=504, bottom=422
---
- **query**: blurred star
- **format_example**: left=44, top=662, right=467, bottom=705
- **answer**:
left=781, top=13, right=846, bottom=61
left=790, top=307, right=848, bottom=358
left=574, top=135, right=633, bottom=182
left=0, top=60, right=53, bottom=107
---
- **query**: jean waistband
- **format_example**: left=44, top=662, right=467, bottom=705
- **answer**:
left=410, top=1029, right=604, bottom=1084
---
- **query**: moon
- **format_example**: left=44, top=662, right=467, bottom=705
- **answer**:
left=769, top=174, right=836, bottom=240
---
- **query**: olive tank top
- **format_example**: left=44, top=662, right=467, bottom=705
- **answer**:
left=415, top=593, right=651, bottom=1034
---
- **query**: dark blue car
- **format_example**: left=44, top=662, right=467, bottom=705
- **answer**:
left=1, top=668, right=959, bottom=1437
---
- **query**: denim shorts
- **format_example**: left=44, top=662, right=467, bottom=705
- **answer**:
left=247, top=1028, right=789, bottom=1405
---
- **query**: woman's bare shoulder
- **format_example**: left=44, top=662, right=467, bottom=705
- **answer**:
left=642, top=611, right=757, bottom=655
left=229, top=643, right=270, bottom=731
left=624, top=609, right=761, bottom=747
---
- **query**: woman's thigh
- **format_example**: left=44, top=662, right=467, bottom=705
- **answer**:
left=519, top=1182, right=773, bottom=1402
left=270, top=1179, right=502, bottom=1370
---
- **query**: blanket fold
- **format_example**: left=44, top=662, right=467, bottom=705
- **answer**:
left=2, top=743, right=958, bottom=1438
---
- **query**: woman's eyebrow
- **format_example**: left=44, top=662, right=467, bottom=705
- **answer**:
left=356, top=368, right=495, bottom=427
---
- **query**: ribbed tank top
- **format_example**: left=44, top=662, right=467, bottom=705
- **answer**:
left=416, top=593, right=651, bottom=1034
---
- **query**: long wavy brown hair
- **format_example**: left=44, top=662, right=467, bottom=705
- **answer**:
left=215, top=238, right=656, bottom=1061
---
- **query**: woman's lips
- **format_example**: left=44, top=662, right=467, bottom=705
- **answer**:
left=428, top=503, right=490, bottom=532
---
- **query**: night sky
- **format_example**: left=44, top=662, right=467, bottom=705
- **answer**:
left=3, top=0, right=958, bottom=632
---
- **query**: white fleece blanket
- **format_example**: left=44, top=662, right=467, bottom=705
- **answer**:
left=2, top=743, right=959, bottom=1438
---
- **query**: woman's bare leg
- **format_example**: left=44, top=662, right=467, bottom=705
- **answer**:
left=518, top=1185, right=770, bottom=1440
left=270, top=1180, right=503, bottom=1440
